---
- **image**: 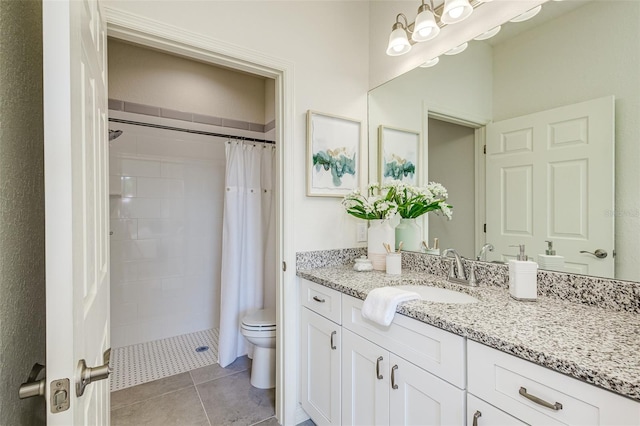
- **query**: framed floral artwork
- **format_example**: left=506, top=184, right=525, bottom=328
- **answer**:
left=378, top=125, right=420, bottom=186
left=307, top=110, right=362, bottom=197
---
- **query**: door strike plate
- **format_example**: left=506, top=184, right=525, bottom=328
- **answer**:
left=50, top=379, right=70, bottom=413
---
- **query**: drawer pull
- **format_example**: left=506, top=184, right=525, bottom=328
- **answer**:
left=330, top=331, right=337, bottom=350
left=519, top=387, right=563, bottom=411
left=472, top=411, right=482, bottom=426
left=391, top=365, right=399, bottom=389
left=312, top=296, right=326, bottom=303
left=376, top=356, right=383, bottom=380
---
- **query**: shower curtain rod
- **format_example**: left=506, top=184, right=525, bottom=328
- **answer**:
left=108, top=117, right=276, bottom=144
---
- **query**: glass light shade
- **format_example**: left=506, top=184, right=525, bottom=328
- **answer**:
left=441, top=0, right=473, bottom=24
left=510, top=5, right=542, bottom=22
left=444, top=42, right=468, bottom=55
left=412, top=8, right=440, bottom=42
left=386, top=26, right=411, bottom=56
left=419, top=57, right=440, bottom=68
left=473, top=25, right=501, bottom=41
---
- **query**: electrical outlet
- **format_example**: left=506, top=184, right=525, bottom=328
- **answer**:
left=356, top=222, right=367, bottom=242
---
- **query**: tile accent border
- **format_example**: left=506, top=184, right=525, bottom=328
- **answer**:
left=109, top=98, right=269, bottom=133
left=297, top=248, right=640, bottom=314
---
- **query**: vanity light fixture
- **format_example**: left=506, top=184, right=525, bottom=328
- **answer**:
left=444, top=42, right=468, bottom=55
left=441, top=0, right=474, bottom=24
left=386, top=14, right=412, bottom=56
left=419, top=57, right=440, bottom=68
left=473, top=25, right=501, bottom=41
left=510, top=5, right=543, bottom=23
left=386, top=0, right=482, bottom=57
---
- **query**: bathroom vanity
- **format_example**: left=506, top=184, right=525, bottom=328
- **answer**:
left=297, top=263, right=640, bottom=425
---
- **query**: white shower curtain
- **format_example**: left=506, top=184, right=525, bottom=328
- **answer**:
left=218, top=140, right=276, bottom=368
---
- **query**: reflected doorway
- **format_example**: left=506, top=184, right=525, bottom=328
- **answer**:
left=428, top=118, right=476, bottom=259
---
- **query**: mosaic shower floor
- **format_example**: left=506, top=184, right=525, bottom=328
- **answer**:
left=110, top=328, right=219, bottom=391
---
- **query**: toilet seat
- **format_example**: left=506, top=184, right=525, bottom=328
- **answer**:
left=241, top=308, right=276, bottom=331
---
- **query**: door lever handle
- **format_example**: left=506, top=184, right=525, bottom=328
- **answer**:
left=19, top=363, right=46, bottom=399
left=76, top=348, right=112, bottom=397
left=579, top=249, right=608, bottom=259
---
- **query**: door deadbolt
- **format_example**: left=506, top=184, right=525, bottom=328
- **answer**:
left=76, top=348, right=112, bottom=397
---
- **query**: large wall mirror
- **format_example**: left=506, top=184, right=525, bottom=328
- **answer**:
left=368, top=0, right=640, bottom=282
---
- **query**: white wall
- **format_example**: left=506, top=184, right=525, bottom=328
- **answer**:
left=109, top=114, right=226, bottom=347
left=0, top=1, right=47, bottom=424
left=103, top=0, right=371, bottom=252
left=492, top=1, right=640, bottom=281
left=108, top=39, right=268, bottom=124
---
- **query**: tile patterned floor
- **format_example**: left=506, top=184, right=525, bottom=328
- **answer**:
left=111, top=329, right=219, bottom=391
left=110, top=357, right=316, bottom=426
left=111, top=356, right=273, bottom=426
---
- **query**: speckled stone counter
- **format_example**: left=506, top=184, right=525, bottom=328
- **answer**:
left=296, top=265, right=640, bottom=403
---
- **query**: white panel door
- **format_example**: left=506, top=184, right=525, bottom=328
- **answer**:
left=43, top=0, right=110, bottom=424
left=486, top=96, right=614, bottom=277
left=389, top=354, right=466, bottom=426
left=342, top=329, right=390, bottom=426
left=300, top=308, right=341, bottom=426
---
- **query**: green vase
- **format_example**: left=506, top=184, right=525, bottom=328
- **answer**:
left=395, top=218, right=421, bottom=252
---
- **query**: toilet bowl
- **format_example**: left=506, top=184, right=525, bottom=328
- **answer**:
left=241, top=308, right=276, bottom=389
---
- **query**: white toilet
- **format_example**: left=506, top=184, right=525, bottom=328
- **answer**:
left=241, top=307, right=276, bottom=389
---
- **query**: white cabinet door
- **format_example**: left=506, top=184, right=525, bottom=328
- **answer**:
left=342, top=329, right=390, bottom=426
left=486, top=96, right=614, bottom=277
left=389, top=353, right=466, bottom=426
left=300, top=308, right=341, bottom=426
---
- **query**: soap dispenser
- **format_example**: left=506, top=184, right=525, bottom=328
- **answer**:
left=537, top=240, right=565, bottom=272
left=508, top=244, right=538, bottom=301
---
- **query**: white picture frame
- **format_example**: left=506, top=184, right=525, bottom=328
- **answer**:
left=307, top=110, right=362, bottom=197
left=378, top=125, right=421, bottom=186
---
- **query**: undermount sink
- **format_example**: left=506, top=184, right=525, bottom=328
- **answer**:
left=395, top=285, right=479, bottom=304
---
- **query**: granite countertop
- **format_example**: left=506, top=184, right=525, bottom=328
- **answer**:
left=297, top=266, right=640, bottom=402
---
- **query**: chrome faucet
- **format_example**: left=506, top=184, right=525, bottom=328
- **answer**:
left=476, top=243, right=494, bottom=261
left=442, top=248, right=478, bottom=286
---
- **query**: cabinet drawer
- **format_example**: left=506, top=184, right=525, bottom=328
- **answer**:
left=300, top=278, right=342, bottom=324
left=342, top=294, right=466, bottom=389
left=468, top=340, right=640, bottom=425
left=467, top=394, right=526, bottom=426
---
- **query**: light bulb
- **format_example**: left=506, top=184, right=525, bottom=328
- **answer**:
left=510, top=5, right=542, bottom=23
left=474, top=25, right=501, bottom=41
left=419, top=57, right=440, bottom=68
left=418, top=27, right=433, bottom=38
left=444, top=42, right=468, bottom=55
left=448, top=6, right=464, bottom=19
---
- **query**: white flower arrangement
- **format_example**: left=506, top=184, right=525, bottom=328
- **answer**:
left=342, top=181, right=452, bottom=220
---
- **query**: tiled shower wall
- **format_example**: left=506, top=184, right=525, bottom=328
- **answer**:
left=109, top=115, right=226, bottom=348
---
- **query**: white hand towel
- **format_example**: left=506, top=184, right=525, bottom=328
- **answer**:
left=361, top=287, right=421, bottom=327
